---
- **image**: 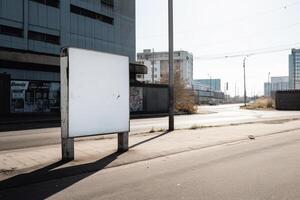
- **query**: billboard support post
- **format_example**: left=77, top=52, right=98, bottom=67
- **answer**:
left=61, top=50, right=74, bottom=161
left=62, top=138, right=74, bottom=161
left=118, top=132, right=129, bottom=152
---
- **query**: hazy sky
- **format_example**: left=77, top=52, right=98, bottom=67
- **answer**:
left=136, top=0, right=300, bottom=96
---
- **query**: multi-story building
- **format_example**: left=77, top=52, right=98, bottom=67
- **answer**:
left=193, top=79, right=221, bottom=92
left=289, top=49, right=300, bottom=89
left=264, top=76, right=289, bottom=96
left=0, top=0, right=135, bottom=116
left=136, top=59, right=161, bottom=84
left=137, top=49, right=193, bottom=87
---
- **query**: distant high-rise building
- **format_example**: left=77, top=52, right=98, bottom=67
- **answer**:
left=264, top=82, right=272, bottom=97
left=137, top=49, right=193, bottom=87
left=289, top=49, right=300, bottom=89
left=193, top=79, right=221, bottom=92
left=264, top=76, right=289, bottom=96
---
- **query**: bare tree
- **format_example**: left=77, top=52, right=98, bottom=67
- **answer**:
left=161, top=70, right=197, bottom=114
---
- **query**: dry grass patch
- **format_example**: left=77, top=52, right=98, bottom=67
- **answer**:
left=242, top=97, right=274, bottom=110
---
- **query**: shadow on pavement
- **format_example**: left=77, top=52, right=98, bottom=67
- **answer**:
left=0, top=131, right=170, bottom=200
left=130, top=131, right=170, bottom=149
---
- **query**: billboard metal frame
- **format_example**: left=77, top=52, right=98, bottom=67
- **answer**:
left=60, top=47, right=129, bottom=161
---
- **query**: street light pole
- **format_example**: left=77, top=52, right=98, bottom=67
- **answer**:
left=152, top=48, right=155, bottom=83
left=209, top=75, right=212, bottom=91
left=243, top=57, right=247, bottom=106
left=168, top=0, right=174, bottom=131
left=235, top=82, right=237, bottom=98
left=268, top=72, right=271, bottom=97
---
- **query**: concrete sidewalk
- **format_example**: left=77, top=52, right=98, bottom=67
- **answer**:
left=0, top=118, right=300, bottom=189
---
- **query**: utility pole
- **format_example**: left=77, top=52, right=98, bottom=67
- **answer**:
left=152, top=48, right=155, bottom=83
left=235, top=82, right=237, bottom=98
left=268, top=72, right=271, bottom=97
left=226, top=82, right=228, bottom=102
left=168, top=0, right=174, bottom=131
left=243, top=57, right=247, bottom=106
left=210, top=76, right=212, bottom=91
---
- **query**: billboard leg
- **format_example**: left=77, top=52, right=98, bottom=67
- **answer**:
left=118, top=132, right=129, bottom=152
left=62, top=138, right=74, bottom=161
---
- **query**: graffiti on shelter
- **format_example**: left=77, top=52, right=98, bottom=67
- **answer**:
left=130, top=87, right=143, bottom=112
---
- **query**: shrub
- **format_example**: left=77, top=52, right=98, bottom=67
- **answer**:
left=162, top=70, right=198, bottom=114
left=243, top=97, right=274, bottom=110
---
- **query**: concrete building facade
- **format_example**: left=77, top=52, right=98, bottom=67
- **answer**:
left=137, top=49, right=193, bottom=87
left=289, top=49, right=300, bottom=89
left=0, top=0, right=135, bottom=115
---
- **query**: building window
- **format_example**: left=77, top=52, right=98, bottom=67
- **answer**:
left=30, top=0, right=60, bottom=8
left=70, top=5, right=114, bottom=25
left=28, top=31, right=60, bottom=45
left=0, top=25, right=23, bottom=38
left=101, top=0, right=114, bottom=7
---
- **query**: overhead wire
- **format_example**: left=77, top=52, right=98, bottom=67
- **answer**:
left=194, top=42, right=300, bottom=60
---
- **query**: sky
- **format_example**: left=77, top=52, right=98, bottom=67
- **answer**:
left=136, top=0, right=300, bottom=96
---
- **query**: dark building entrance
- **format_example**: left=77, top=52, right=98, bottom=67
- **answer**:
left=0, top=73, right=10, bottom=116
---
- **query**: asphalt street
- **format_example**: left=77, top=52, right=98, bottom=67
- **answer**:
left=131, top=104, right=300, bottom=131
left=0, top=104, right=300, bottom=150
left=1, top=128, right=299, bottom=200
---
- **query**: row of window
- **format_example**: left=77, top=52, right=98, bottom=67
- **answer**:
left=0, top=25, right=23, bottom=38
left=0, top=24, right=60, bottom=45
left=30, top=0, right=60, bottom=8
left=70, top=5, right=114, bottom=25
left=28, top=31, right=60, bottom=45
left=137, top=74, right=165, bottom=79
left=138, top=52, right=185, bottom=60
left=0, top=1, right=115, bottom=43
left=30, top=0, right=114, bottom=9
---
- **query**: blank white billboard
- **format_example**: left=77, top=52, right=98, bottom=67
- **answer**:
left=62, top=48, right=129, bottom=138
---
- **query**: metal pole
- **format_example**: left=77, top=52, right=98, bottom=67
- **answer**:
left=293, top=50, right=296, bottom=90
left=168, top=0, right=174, bottom=131
left=208, top=74, right=212, bottom=97
left=210, top=76, right=212, bottom=92
left=243, top=57, right=247, bottom=106
left=268, top=72, right=271, bottom=97
left=118, top=132, right=129, bottom=152
left=235, top=82, right=237, bottom=99
left=152, top=48, right=155, bottom=83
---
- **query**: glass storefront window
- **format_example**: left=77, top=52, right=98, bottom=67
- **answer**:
left=10, top=80, right=60, bottom=113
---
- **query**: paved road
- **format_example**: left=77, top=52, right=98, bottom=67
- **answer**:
left=132, top=104, right=300, bottom=132
left=1, top=129, right=299, bottom=200
left=1, top=104, right=300, bottom=151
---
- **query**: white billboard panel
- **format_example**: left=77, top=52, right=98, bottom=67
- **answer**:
left=62, top=48, right=129, bottom=138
